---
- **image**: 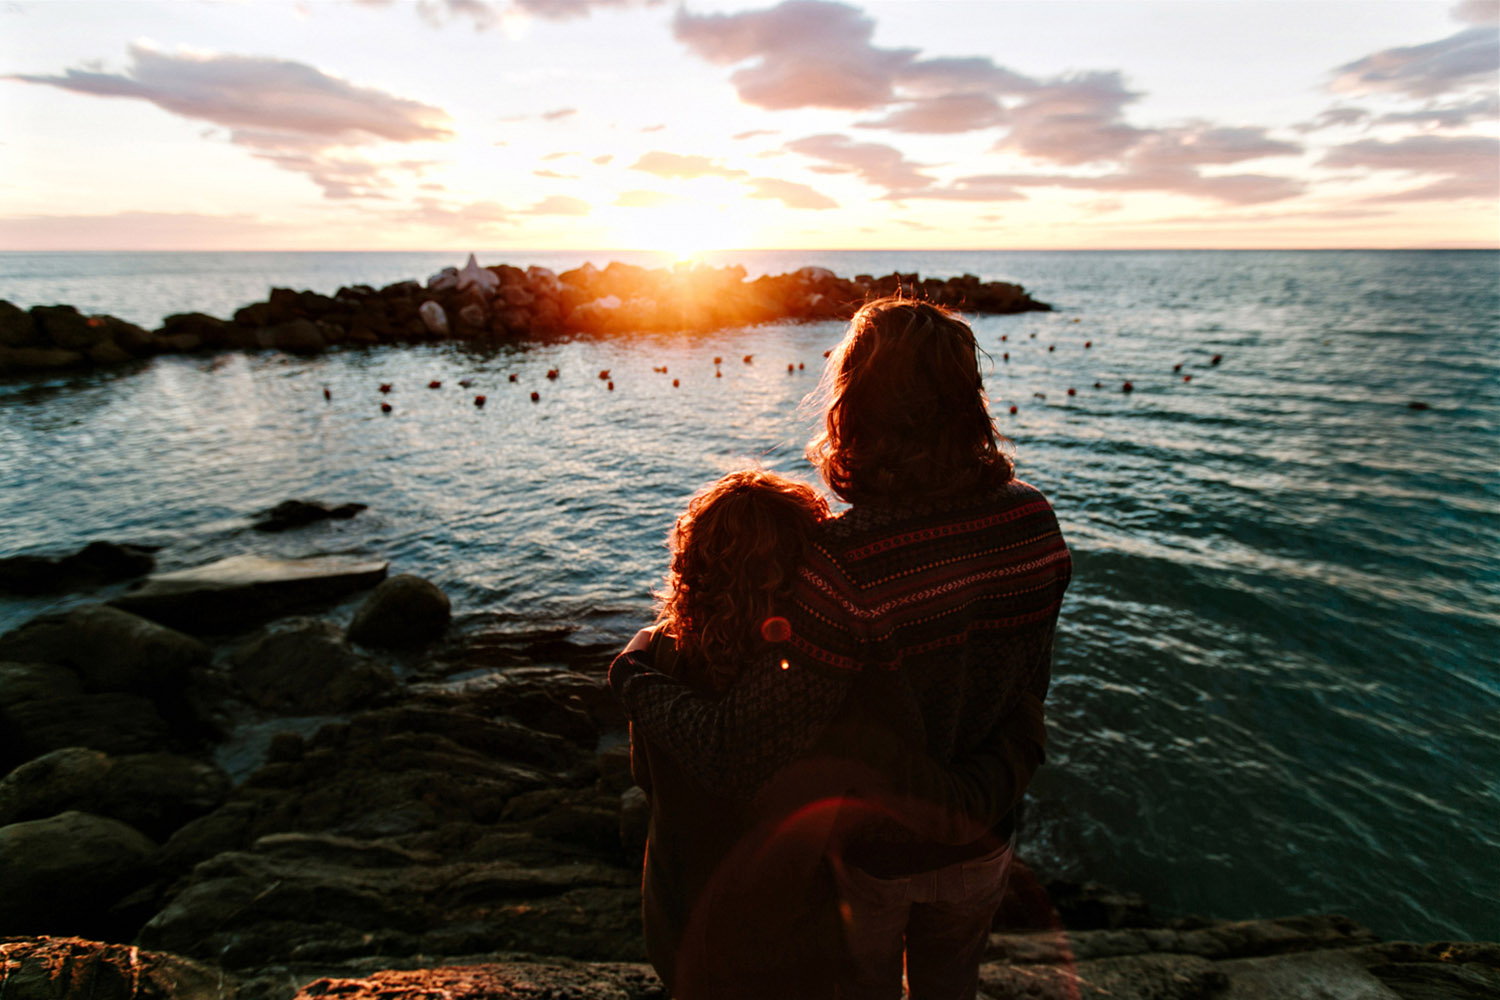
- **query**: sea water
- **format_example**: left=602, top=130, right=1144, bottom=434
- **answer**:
left=1, top=249, right=1496, bottom=941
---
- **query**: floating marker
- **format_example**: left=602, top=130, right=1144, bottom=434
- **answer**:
left=323, top=387, right=331, bottom=401
left=1001, top=335, right=1008, bottom=342
left=379, top=383, right=393, bottom=394
left=823, top=350, right=831, bottom=357
left=1048, top=345, right=1055, bottom=352
left=798, top=362, right=805, bottom=370
left=530, top=391, right=540, bottom=402
left=509, top=373, right=518, bottom=383
left=459, top=379, right=473, bottom=388
left=598, top=370, right=610, bottom=380
left=1211, top=354, right=1222, bottom=365
left=474, top=395, right=486, bottom=407
left=1173, top=363, right=1182, bottom=372
left=428, top=380, right=441, bottom=389
left=788, top=363, right=795, bottom=373
left=1183, top=375, right=1192, bottom=383
left=381, top=402, right=392, bottom=413
left=1009, top=404, right=1018, bottom=414
left=1084, top=341, right=1091, bottom=348
left=672, top=379, right=679, bottom=387
left=1067, top=388, right=1076, bottom=396
left=1094, top=381, right=1103, bottom=389
left=716, top=371, right=722, bottom=378
left=607, top=380, right=614, bottom=390
left=1072, top=318, right=1080, bottom=323
left=653, top=366, right=668, bottom=373
left=1122, top=381, right=1134, bottom=393
left=713, top=356, right=723, bottom=365
left=1003, top=353, right=1009, bottom=361
left=546, top=369, right=559, bottom=380
left=743, top=355, right=753, bottom=364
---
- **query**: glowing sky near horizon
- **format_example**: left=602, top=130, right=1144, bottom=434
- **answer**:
left=1, top=0, right=1496, bottom=251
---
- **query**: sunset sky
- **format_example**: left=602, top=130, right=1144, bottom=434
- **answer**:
left=2, top=0, right=1496, bottom=251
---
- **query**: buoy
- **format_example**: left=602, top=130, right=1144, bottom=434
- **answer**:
left=653, top=366, right=668, bottom=373
left=509, top=373, right=518, bottom=383
left=823, top=350, right=831, bottom=358
left=1072, top=318, right=1080, bottom=323
left=459, top=379, right=473, bottom=388
left=798, top=362, right=804, bottom=370
left=381, top=402, right=392, bottom=413
left=1033, top=392, right=1046, bottom=399
left=598, top=370, right=610, bottom=380
left=607, top=380, right=614, bottom=391
left=715, top=371, right=722, bottom=378
left=1048, top=345, right=1055, bottom=352
left=714, top=356, right=723, bottom=365
left=1001, top=335, right=1007, bottom=342
left=1094, top=381, right=1103, bottom=389
left=546, top=369, right=559, bottom=380
left=787, top=363, right=794, bottom=373
left=379, top=383, right=392, bottom=394
left=530, top=391, right=540, bottom=402
left=1183, top=375, right=1192, bottom=383
left=1173, top=363, right=1182, bottom=372
left=1067, top=388, right=1076, bottom=396
left=743, top=355, right=753, bottom=364
left=1009, top=404, right=1018, bottom=414
left=1407, top=400, right=1430, bottom=410
left=428, top=380, right=441, bottom=389
left=323, top=387, right=331, bottom=401
left=474, top=395, right=486, bottom=407
left=1084, top=341, right=1091, bottom=348
left=1211, top=354, right=1222, bottom=365
left=1030, top=333, right=1037, bottom=339
left=1003, top=353, right=1009, bottom=361
left=672, top=379, right=679, bottom=387
left=1122, top=381, right=1134, bottom=393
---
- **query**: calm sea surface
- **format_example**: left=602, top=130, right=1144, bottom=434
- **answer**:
left=2, top=249, right=1496, bottom=941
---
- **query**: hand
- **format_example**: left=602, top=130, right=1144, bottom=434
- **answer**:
left=624, top=626, right=655, bottom=655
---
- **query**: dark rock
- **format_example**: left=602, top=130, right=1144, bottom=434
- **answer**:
left=0, top=747, right=228, bottom=841
left=111, top=554, right=388, bottom=634
left=347, top=575, right=451, bottom=649
left=157, top=313, right=227, bottom=348
left=0, top=604, right=208, bottom=695
left=156, top=332, right=203, bottom=353
left=0, top=660, right=83, bottom=709
left=0, top=346, right=87, bottom=372
left=0, top=540, right=156, bottom=595
left=290, top=960, right=664, bottom=1000
left=31, top=305, right=107, bottom=351
left=86, top=341, right=133, bottom=366
left=95, top=315, right=157, bottom=356
left=258, top=319, right=327, bottom=355
left=979, top=952, right=1226, bottom=1000
left=251, top=499, right=368, bottom=533
left=0, top=299, right=40, bottom=347
left=0, top=936, right=229, bottom=1000
left=0, top=811, right=158, bottom=936
left=2, top=692, right=174, bottom=760
left=230, top=619, right=396, bottom=713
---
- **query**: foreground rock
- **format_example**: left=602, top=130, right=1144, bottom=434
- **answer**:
left=230, top=619, right=396, bottom=713
left=0, top=541, right=157, bottom=594
left=0, top=262, right=1051, bottom=374
left=0, top=604, right=208, bottom=695
left=111, top=554, right=388, bottom=634
left=0, top=937, right=229, bottom=1000
left=0, top=811, right=157, bottom=936
left=251, top=500, right=368, bottom=534
left=346, top=575, right=451, bottom=649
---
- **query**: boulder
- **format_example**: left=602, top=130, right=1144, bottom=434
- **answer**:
left=258, top=319, right=327, bottom=355
left=346, top=574, right=451, bottom=649
left=0, top=747, right=229, bottom=840
left=0, top=540, right=156, bottom=595
left=250, top=499, right=367, bottom=533
left=110, top=553, right=388, bottom=634
left=0, top=299, right=40, bottom=347
left=157, top=312, right=228, bottom=348
left=0, top=937, right=230, bottom=1000
left=31, top=305, right=108, bottom=351
left=86, top=341, right=133, bottom=366
left=230, top=618, right=396, bottom=713
left=1, top=692, right=174, bottom=761
left=0, top=346, right=87, bottom=372
left=0, top=603, right=208, bottom=694
left=0, top=660, right=83, bottom=709
left=0, top=811, right=158, bottom=935
left=408, top=666, right=621, bottom=743
left=418, top=300, right=449, bottom=335
left=290, top=961, right=664, bottom=1000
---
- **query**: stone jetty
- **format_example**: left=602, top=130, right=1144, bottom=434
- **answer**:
left=0, top=259, right=1051, bottom=375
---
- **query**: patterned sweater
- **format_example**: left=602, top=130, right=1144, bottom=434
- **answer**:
left=613, top=478, right=1071, bottom=865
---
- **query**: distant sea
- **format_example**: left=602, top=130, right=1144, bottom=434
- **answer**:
left=2, top=249, right=1497, bottom=942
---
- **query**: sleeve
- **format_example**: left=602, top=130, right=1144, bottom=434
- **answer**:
left=611, top=645, right=855, bottom=799
left=816, top=690, right=1047, bottom=846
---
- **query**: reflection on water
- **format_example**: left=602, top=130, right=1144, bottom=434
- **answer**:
left=1, top=250, right=1496, bottom=941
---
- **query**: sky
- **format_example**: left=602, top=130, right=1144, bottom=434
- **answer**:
left=1, top=0, right=1497, bottom=251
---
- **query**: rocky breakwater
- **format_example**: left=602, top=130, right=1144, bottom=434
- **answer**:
left=0, top=257, right=1051, bottom=375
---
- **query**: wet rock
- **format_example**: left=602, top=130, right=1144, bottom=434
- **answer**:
left=0, top=747, right=229, bottom=840
left=0, top=811, right=158, bottom=935
left=2, top=692, right=175, bottom=761
left=0, top=604, right=208, bottom=695
left=259, top=319, right=326, bottom=355
left=157, top=312, right=228, bottom=349
left=0, top=541, right=157, bottom=595
left=291, top=960, right=664, bottom=1000
left=0, top=346, right=87, bottom=372
left=31, top=305, right=108, bottom=351
left=0, top=299, right=40, bottom=347
left=407, top=667, right=619, bottom=745
left=979, top=952, right=1226, bottom=999
left=231, top=619, right=396, bottom=714
left=0, top=660, right=83, bottom=709
left=86, top=341, right=133, bottom=366
left=140, top=831, right=641, bottom=968
left=251, top=500, right=368, bottom=533
left=111, top=554, right=388, bottom=634
left=0, top=936, right=231, bottom=1000
left=418, top=301, right=448, bottom=335
left=346, top=575, right=450, bottom=650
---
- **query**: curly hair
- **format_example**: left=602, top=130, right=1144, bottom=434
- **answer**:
left=807, top=296, right=1014, bottom=504
left=656, top=470, right=829, bottom=693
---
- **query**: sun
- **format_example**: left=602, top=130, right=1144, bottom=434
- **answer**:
left=614, top=202, right=752, bottom=260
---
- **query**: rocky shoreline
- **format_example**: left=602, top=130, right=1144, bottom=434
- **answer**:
left=2, top=529, right=1495, bottom=1000
left=0, top=259, right=1051, bottom=376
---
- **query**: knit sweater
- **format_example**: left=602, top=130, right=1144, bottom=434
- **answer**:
left=613, top=478, right=1070, bottom=870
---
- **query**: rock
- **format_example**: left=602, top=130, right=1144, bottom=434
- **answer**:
left=0, top=746, right=113, bottom=825
left=418, top=301, right=449, bottom=335
left=408, top=666, right=620, bottom=744
left=110, top=554, right=388, bottom=634
left=455, top=254, right=499, bottom=295
left=259, top=319, right=327, bottom=355
left=0, top=603, right=208, bottom=695
left=155, top=332, right=203, bottom=353
left=619, top=785, right=648, bottom=859
left=1, top=692, right=174, bottom=761
left=86, top=340, right=133, bottom=366
left=0, top=540, right=156, bottom=594
left=0, top=346, right=87, bottom=371
left=0, top=660, right=83, bottom=709
left=251, top=499, right=368, bottom=533
left=231, top=619, right=396, bottom=713
left=96, top=315, right=157, bottom=356
left=0, top=811, right=158, bottom=935
left=157, top=312, right=228, bottom=348
left=0, top=299, right=40, bottom=347
left=31, top=305, right=107, bottom=351
left=0, top=936, right=231, bottom=1000
left=979, top=952, right=1227, bottom=999
left=346, top=575, right=450, bottom=649
left=291, top=961, right=664, bottom=1000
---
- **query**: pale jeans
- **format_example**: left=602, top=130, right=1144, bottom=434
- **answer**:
left=832, top=837, right=1015, bottom=1000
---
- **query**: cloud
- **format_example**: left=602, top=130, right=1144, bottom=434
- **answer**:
left=783, top=133, right=933, bottom=191
left=857, top=93, right=1006, bottom=134
left=733, top=129, right=778, bottom=140
left=356, top=0, right=659, bottom=29
left=615, top=189, right=679, bottom=207
left=1294, top=106, right=1372, bottom=132
left=541, top=151, right=575, bottom=160
left=9, top=44, right=452, bottom=142
left=532, top=168, right=579, bottom=179
left=744, top=176, right=837, bottom=209
left=889, top=175, right=1025, bottom=202
left=1374, top=93, right=1500, bottom=127
left=526, top=194, right=591, bottom=215
left=1322, top=134, right=1500, bottom=200
left=1452, top=0, right=1500, bottom=26
left=993, top=71, right=1145, bottom=165
left=0, top=210, right=293, bottom=251
left=673, top=0, right=915, bottom=110
left=631, top=151, right=748, bottom=179
left=513, top=0, right=661, bottom=20
left=639, top=123, right=666, bottom=132
left=1331, top=25, right=1500, bottom=98
left=1127, top=125, right=1301, bottom=168
left=541, top=107, right=577, bottom=121
left=957, top=167, right=1304, bottom=206
left=593, top=154, right=614, bottom=165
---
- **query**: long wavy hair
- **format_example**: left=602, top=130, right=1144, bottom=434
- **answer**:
left=807, top=296, right=1014, bottom=504
left=656, top=470, right=829, bottom=693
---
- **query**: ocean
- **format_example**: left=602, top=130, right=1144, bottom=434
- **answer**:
left=1, top=249, right=1496, bottom=942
